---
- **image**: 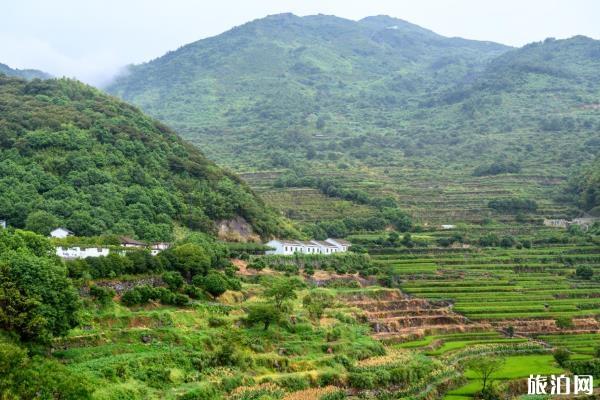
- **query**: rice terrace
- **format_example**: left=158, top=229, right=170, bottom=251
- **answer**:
left=1, top=2, right=599, bottom=400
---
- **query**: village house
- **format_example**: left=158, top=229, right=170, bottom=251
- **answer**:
left=120, top=236, right=147, bottom=249
left=265, top=238, right=351, bottom=255
left=50, top=227, right=73, bottom=238
left=55, top=246, right=110, bottom=259
left=150, top=242, right=171, bottom=256
left=0, top=219, right=6, bottom=229
left=544, top=216, right=598, bottom=231
left=543, top=219, right=569, bottom=228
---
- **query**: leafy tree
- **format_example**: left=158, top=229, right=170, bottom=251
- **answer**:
left=24, top=210, right=60, bottom=236
left=263, top=276, right=302, bottom=310
left=0, top=341, right=92, bottom=399
left=167, top=244, right=211, bottom=279
left=245, top=302, right=281, bottom=330
left=467, top=357, right=504, bottom=391
left=303, top=289, right=334, bottom=322
left=0, top=231, right=80, bottom=343
left=194, top=271, right=229, bottom=299
left=162, top=271, right=185, bottom=291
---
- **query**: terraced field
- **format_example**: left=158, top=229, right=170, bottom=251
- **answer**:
left=375, top=244, right=600, bottom=327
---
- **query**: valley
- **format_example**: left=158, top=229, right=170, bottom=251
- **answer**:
left=1, top=10, right=599, bottom=400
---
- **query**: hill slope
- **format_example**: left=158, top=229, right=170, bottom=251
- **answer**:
left=0, top=62, right=51, bottom=80
left=106, top=14, right=600, bottom=229
left=0, top=76, right=288, bottom=240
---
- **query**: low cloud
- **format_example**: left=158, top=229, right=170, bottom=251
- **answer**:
left=0, top=33, right=125, bottom=87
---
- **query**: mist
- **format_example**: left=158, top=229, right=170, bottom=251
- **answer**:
left=1, top=0, right=599, bottom=86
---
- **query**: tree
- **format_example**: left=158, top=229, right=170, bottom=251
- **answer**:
left=553, top=347, right=571, bottom=367
left=162, top=271, right=184, bottom=291
left=303, top=289, right=334, bottom=322
left=506, top=326, right=515, bottom=338
left=194, top=271, right=229, bottom=299
left=263, top=276, right=302, bottom=310
left=0, top=252, right=80, bottom=343
left=245, top=302, right=281, bottom=330
left=24, top=210, right=59, bottom=236
left=168, top=244, right=211, bottom=279
left=576, top=265, right=593, bottom=280
left=0, top=342, right=92, bottom=399
left=467, top=357, right=505, bottom=391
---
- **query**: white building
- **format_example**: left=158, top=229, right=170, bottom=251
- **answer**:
left=325, top=238, right=351, bottom=252
left=0, top=220, right=6, bottom=229
left=441, top=224, right=456, bottom=230
left=50, top=227, right=73, bottom=238
left=150, top=242, right=171, bottom=256
left=265, top=238, right=351, bottom=255
left=120, top=236, right=147, bottom=249
left=56, top=246, right=110, bottom=259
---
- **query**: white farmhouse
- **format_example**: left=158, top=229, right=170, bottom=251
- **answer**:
left=56, top=246, right=110, bottom=259
left=265, top=240, right=304, bottom=255
left=50, top=227, right=73, bottom=238
left=0, top=220, right=6, bottom=229
left=120, top=236, right=147, bottom=249
left=150, top=242, right=171, bottom=256
left=265, top=238, right=351, bottom=255
left=311, top=240, right=339, bottom=254
left=325, top=238, right=351, bottom=252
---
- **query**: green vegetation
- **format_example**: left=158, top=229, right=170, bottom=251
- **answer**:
left=0, top=75, right=288, bottom=240
left=0, top=62, right=51, bottom=80
left=107, top=14, right=599, bottom=236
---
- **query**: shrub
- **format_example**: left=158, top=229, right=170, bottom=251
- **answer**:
left=576, top=265, right=594, bottom=280
left=348, top=372, right=377, bottom=389
left=553, top=347, right=571, bottom=367
left=194, top=272, right=229, bottom=299
left=555, top=317, right=573, bottom=329
left=89, top=285, right=115, bottom=306
left=163, top=271, right=184, bottom=291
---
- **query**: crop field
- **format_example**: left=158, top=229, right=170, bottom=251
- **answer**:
left=373, top=244, right=600, bottom=324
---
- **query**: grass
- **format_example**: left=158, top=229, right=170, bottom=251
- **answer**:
left=444, top=354, right=563, bottom=399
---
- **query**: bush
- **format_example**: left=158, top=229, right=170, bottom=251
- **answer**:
left=555, top=317, right=573, bottom=329
left=553, top=347, right=571, bottom=367
left=163, top=271, right=184, bottom=291
left=473, top=161, right=521, bottom=176
left=348, top=372, right=377, bottom=389
left=89, top=285, right=115, bottom=306
left=488, top=198, right=538, bottom=213
left=320, top=391, right=345, bottom=400
left=576, top=265, right=594, bottom=280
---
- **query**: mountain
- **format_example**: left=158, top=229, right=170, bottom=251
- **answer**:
left=106, top=14, right=600, bottom=229
left=0, top=75, right=289, bottom=241
left=106, top=13, right=510, bottom=166
left=0, top=62, right=51, bottom=80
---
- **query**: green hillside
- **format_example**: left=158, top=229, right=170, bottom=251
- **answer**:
left=106, top=14, right=600, bottom=233
left=0, top=75, right=289, bottom=240
left=0, top=62, right=51, bottom=80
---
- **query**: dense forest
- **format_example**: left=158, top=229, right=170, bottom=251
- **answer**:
left=0, top=76, right=290, bottom=240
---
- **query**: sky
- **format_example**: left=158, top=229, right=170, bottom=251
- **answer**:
left=1, top=0, right=599, bottom=86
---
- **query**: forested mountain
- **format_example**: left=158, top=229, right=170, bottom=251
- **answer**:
left=0, top=62, right=51, bottom=80
left=106, top=13, right=511, bottom=167
left=106, top=14, right=600, bottom=225
left=0, top=76, right=289, bottom=240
